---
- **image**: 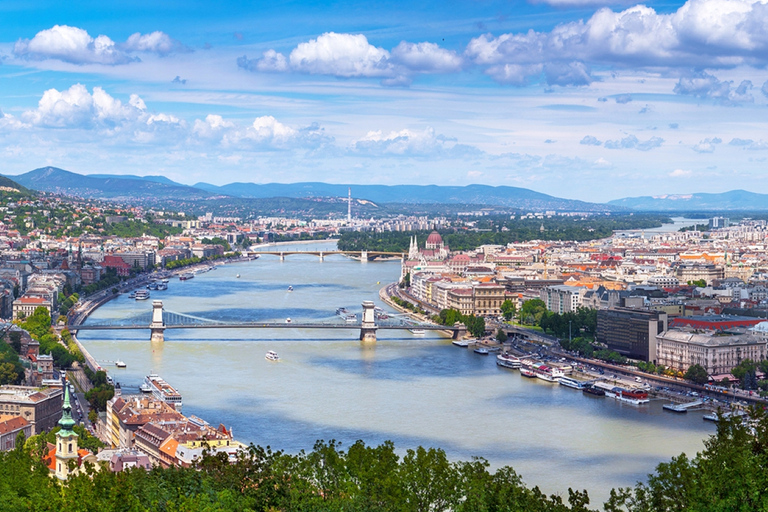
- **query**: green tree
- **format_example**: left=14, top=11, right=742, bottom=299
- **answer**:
left=520, top=299, right=546, bottom=326
left=496, top=328, right=508, bottom=342
left=500, top=299, right=516, bottom=321
left=8, top=331, right=21, bottom=354
left=731, top=359, right=758, bottom=390
left=684, top=364, right=709, bottom=385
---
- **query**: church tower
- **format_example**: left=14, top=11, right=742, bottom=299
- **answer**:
left=408, top=236, right=419, bottom=260
left=55, top=382, right=79, bottom=480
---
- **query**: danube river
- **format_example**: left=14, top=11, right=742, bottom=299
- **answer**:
left=77, top=242, right=713, bottom=504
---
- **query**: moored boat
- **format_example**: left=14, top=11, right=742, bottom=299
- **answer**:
left=559, top=377, right=585, bottom=389
left=134, top=290, right=150, bottom=300
left=474, top=347, right=489, bottom=355
left=520, top=367, right=536, bottom=378
left=409, top=329, right=426, bottom=335
left=143, top=373, right=183, bottom=412
left=496, top=353, right=521, bottom=369
left=265, top=350, right=279, bottom=362
left=115, top=360, right=126, bottom=368
left=521, top=359, right=564, bottom=382
left=179, top=273, right=194, bottom=281
left=583, top=385, right=605, bottom=397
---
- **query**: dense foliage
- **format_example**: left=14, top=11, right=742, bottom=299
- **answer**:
left=558, top=337, right=628, bottom=365
left=4, top=409, right=768, bottom=511
left=684, top=364, right=709, bottom=385
left=82, top=267, right=122, bottom=296
left=0, top=335, right=24, bottom=385
left=19, top=306, right=76, bottom=368
left=435, top=309, right=486, bottom=338
left=338, top=215, right=670, bottom=252
left=82, top=367, right=115, bottom=412
left=538, top=308, right=597, bottom=339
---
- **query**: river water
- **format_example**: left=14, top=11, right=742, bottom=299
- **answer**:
left=77, top=241, right=713, bottom=505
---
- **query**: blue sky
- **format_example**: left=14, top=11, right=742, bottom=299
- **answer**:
left=0, top=0, right=767, bottom=202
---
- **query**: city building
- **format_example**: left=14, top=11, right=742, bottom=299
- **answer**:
left=656, top=328, right=767, bottom=375
left=540, top=285, right=582, bottom=314
left=0, top=385, right=62, bottom=434
left=596, top=307, right=669, bottom=362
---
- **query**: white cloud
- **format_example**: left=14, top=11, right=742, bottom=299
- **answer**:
left=693, top=137, right=722, bottom=153
left=390, top=41, right=463, bottom=73
left=465, top=0, right=768, bottom=86
left=289, top=33, right=392, bottom=78
left=674, top=72, right=754, bottom=104
left=603, top=134, right=664, bottom=151
left=239, top=33, right=462, bottom=85
left=351, top=127, right=481, bottom=158
left=22, top=84, right=146, bottom=128
left=193, top=114, right=236, bottom=139
left=123, top=31, right=187, bottom=55
left=14, top=25, right=133, bottom=65
left=580, top=135, right=602, bottom=145
left=669, top=169, right=693, bottom=177
left=13, top=25, right=185, bottom=65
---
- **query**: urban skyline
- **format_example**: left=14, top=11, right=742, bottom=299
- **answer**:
left=0, top=0, right=766, bottom=202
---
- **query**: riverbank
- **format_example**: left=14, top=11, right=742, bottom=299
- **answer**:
left=378, top=282, right=460, bottom=339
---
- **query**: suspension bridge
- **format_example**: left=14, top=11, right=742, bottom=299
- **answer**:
left=250, top=250, right=404, bottom=261
left=67, top=300, right=466, bottom=343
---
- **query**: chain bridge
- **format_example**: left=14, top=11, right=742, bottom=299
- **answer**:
left=68, top=300, right=466, bottom=343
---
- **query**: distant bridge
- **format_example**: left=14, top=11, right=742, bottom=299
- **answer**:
left=68, top=300, right=465, bottom=343
left=250, top=250, right=404, bottom=261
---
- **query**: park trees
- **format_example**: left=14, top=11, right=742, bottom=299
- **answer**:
left=500, top=299, right=516, bottom=321
left=731, top=359, right=758, bottom=390
left=684, top=364, right=709, bottom=385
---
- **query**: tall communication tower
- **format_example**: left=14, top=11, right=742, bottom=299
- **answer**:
left=347, top=187, right=352, bottom=223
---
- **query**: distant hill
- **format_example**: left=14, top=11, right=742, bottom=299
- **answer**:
left=608, top=190, right=768, bottom=211
left=4, top=167, right=620, bottom=212
left=6, top=167, right=215, bottom=201
left=0, top=175, right=32, bottom=196
left=193, top=182, right=614, bottom=211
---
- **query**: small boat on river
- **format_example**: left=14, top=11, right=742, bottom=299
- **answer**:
left=265, top=351, right=280, bottom=362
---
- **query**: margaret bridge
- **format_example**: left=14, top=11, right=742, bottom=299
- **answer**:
left=67, top=300, right=466, bottom=343
left=249, top=250, right=404, bottom=261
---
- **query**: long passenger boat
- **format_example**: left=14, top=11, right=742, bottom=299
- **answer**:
left=520, top=359, right=564, bottom=382
left=496, top=353, right=521, bottom=369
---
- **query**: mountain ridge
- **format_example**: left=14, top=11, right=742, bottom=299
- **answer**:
left=608, top=190, right=768, bottom=211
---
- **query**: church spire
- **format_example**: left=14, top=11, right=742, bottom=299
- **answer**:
left=58, top=381, right=76, bottom=434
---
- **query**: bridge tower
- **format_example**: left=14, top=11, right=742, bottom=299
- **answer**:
left=150, top=300, right=165, bottom=342
left=319, top=251, right=324, bottom=261
left=359, top=300, right=377, bottom=343
left=361, top=251, right=368, bottom=263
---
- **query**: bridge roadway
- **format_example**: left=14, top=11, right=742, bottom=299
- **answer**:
left=251, top=250, right=404, bottom=260
left=70, top=322, right=449, bottom=331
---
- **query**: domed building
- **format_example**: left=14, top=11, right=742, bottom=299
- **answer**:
left=408, top=231, right=449, bottom=262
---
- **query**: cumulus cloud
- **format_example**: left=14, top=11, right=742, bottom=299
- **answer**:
left=239, top=32, right=463, bottom=85
left=729, top=138, right=768, bottom=150
left=22, top=84, right=147, bottom=128
left=122, top=31, right=187, bottom=55
left=465, top=0, right=768, bottom=86
left=669, top=169, right=692, bottom=177
left=674, top=72, right=754, bottom=104
left=580, top=135, right=602, bottom=145
left=693, top=137, right=722, bottom=153
left=13, top=25, right=185, bottom=65
left=350, top=127, right=481, bottom=158
left=604, top=134, right=663, bottom=151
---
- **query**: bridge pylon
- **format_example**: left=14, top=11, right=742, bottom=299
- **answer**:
left=359, top=300, right=377, bottom=343
left=361, top=251, right=368, bottom=263
left=150, top=300, right=165, bottom=342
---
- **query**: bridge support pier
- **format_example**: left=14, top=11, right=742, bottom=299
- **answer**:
left=319, top=252, right=324, bottom=261
left=150, top=300, right=165, bottom=342
left=279, top=252, right=285, bottom=261
left=359, top=300, right=377, bottom=343
left=452, top=322, right=468, bottom=340
left=361, top=251, right=368, bottom=263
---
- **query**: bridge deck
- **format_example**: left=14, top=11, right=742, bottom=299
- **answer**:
left=71, top=323, right=452, bottom=331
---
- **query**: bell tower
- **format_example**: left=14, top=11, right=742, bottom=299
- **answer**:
left=55, top=382, right=79, bottom=480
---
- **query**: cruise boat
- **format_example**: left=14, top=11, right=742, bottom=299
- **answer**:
left=179, top=273, right=194, bottom=281
left=520, top=366, right=536, bottom=378
left=265, top=351, right=279, bottom=362
left=582, top=385, right=605, bottom=397
left=128, top=291, right=137, bottom=299
left=143, top=373, right=183, bottom=412
left=157, top=282, right=168, bottom=291
left=559, top=377, right=585, bottom=390
left=115, top=360, right=126, bottom=368
left=452, top=340, right=471, bottom=347
left=496, top=353, right=521, bottom=369
left=409, top=329, right=426, bottom=336
left=336, top=307, right=349, bottom=316
left=521, top=359, right=565, bottom=382
left=287, top=286, right=293, bottom=292
left=344, top=313, right=357, bottom=323
left=603, top=386, right=650, bottom=405
left=474, top=347, right=489, bottom=355
left=134, top=290, right=150, bottom=300
left=703, top=409, right=747, bottom=422
left=147, top=282, right=159, bottom=291
left=139, top=383, right=152, bottom=393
